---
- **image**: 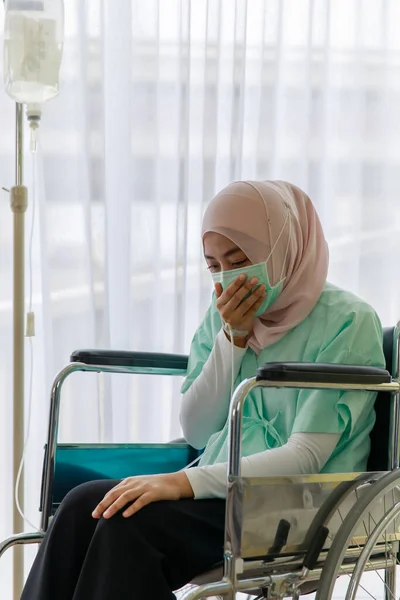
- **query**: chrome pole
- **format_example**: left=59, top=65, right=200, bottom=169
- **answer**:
left=11, top=102, right=27, bottom=600
left=40, top=363, right=83, bottom=530
left=227, top=378, right=258, bottom=479
left=224, top=377, right=258, bottom=593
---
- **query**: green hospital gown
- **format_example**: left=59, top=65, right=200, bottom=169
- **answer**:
left=181, top=283, right=386, bottom=473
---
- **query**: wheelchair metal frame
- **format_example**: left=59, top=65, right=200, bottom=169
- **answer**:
left=183, top=378, right=400, bottom=599
left=181, top=324, right=400, bottom=599
left=0, top=326, right=399, bottom=600
left=0, top=360, right=187, bottom=558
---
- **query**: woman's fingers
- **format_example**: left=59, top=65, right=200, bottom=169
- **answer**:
left=102, top=487, right=143, bottom=519
left=92, top=491, right=119, bottom=518
left=217, top=277, right=258, bottom=317
left=92, top=480, right=133, bottom=518
left=122, top=492, right=153, bottom=518
left=220, top=280, right=264, bottom=321
left=92, top=473, right=191, bottom=520
left=102, top=480, right=126, bottom=499
left=236, top=285, right=266, bottom=317
left=214, top=282, right=223, bottom=298
left=242, top=294, right=265, bottom=318
left=215, top=274, right=246, bottom=307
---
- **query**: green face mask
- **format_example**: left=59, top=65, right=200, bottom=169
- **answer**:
left=211, top=261, right=284, bottom=317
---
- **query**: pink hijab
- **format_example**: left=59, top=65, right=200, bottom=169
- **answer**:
left=202, top=180, right=329, bottom=353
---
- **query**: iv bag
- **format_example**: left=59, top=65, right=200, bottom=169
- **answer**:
left=3, top=0, right=64, bottom=104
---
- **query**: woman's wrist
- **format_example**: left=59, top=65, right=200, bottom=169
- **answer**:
left=172, top=471, right=194, bottom=498
left=223, top=328, right=250, bottom=348
left=232, top=335, right=248, bottom=348
left=222, top=320, right=250, bottom=338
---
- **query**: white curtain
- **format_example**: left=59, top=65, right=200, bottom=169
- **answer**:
left=1, top=0, right=400, bottom=596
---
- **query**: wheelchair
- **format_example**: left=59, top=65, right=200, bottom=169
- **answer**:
left=1, top=325, right=400, bottom=599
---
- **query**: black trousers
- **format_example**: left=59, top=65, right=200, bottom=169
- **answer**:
left=21, top=480, right=226, bottom=600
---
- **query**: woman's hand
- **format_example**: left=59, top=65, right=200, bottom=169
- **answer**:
left=215, top=274, right=266, bottom=339
left=92, top=472, right=194, bottom=519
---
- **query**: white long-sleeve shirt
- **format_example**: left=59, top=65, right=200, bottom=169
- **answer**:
left=184, top=431, right=339, bottom=499
left=180, top=330, right=339, bottom=499
left=180, top=330, right=246, bottom=449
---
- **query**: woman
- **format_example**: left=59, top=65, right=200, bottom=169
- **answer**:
left=22, top=180, right=385, bottom=599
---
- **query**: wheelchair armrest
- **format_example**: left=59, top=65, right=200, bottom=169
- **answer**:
left=256, top=362, right=391, bottom=385
left=70, top=349, right=188, bottom=372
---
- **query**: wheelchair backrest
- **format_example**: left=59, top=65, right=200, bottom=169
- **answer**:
left=42, top=443, right=199, bottom=514
left=367, top=326, right=398, bottom=471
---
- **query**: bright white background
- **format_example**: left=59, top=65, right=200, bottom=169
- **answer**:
left=1, top=0, right=400, bottom=597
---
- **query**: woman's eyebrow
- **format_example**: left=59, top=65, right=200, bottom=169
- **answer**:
left=204, top=248, right=243, bottom=260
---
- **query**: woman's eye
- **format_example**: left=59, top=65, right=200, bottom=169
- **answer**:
left=232, top=259, right=248, bottom=268
left=207, top=265, right=219, bottom=273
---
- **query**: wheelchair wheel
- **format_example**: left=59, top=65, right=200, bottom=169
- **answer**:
left=316, top=469, right=400, bottom=599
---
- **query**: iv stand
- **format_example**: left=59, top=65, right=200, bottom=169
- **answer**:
left=10, top=102, right=27, bottom=600
left=1, top=5, right=25, bottom=599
